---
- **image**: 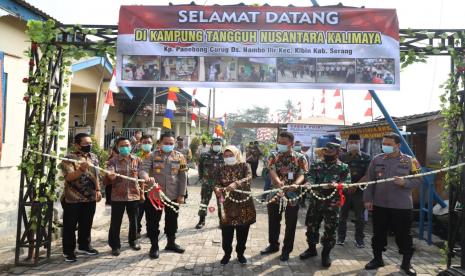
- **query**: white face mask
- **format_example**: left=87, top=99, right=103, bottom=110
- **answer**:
left=224, top=156, right=237, bottom=166
left=348, top=143, right=360, bottom=152
left=212, top=145, right=222, bottom=152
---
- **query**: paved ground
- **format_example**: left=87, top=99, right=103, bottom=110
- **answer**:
left=1, top=170, right=448, bottom=275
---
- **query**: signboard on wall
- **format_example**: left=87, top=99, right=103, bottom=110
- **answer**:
left=116, top=5, right=400, bottom=90
left=340, top=125, right=392, bottom=139
left=287, top=124, right=339, bottom=147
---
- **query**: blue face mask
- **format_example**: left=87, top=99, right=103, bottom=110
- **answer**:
left=293, top=146, right=302, bottom=152
left=162, top=145, right=174, bottom=153
left=277, top=144, right=289, bottom=153
left=141, top=144, right=152, bottom=152
left=382, top=145, right=394, bottom=154
left=119, top=146, right=131, bottom=156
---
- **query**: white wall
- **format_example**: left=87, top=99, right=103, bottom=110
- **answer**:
left=0, top=16, right=29, bottom=240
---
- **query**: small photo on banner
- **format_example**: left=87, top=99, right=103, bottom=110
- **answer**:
left=316, top=58, right=356, bottom=83
left=122, top=55, right=161, bottom=81
left=204, top=57, right=238, bottom=82
left=277, top=58, right=316, bottom=83
left=161, top=56, right=199, bottom=81
left=237, top=58, right=277, bottom=82
left=356, top=58, right=395, bottom=84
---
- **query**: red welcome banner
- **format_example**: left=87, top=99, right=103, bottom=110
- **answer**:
left=116, top=5, right=399, bottom=90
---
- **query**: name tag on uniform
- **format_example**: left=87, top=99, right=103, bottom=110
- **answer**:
left=288, top=172, right=294, bottom=180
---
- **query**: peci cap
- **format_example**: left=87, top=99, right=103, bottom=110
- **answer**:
left=348, top=134, right=361, bottom=140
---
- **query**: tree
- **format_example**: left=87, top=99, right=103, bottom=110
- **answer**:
left=226, top=106, right=270, bottom=145
left=277, top=99, right=299, bottom=123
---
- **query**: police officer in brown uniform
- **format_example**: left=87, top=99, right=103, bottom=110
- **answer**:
left=139, top=132, right=188, bottom=259
left=363, top=133, right=422, bottom=276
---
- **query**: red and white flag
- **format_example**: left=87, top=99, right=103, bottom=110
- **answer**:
left=102, top=69, right=117, bottom=119
left=364, top=107, right=373, bottom=117
left=364, top=92, right=372, bottom=101
left=191, top=88, right=197, bottom=127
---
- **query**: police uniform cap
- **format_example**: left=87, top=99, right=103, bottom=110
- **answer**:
left=325, top=142, right=341, bottom=150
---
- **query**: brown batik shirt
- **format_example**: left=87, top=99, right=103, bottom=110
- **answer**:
left=106, top=154, right=143, bottom=202
left=60, top=151, right=100, bottom=203
left=217, top=162, right=256, bottom=226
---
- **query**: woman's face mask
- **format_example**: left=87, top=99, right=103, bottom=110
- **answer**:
left=224, top=156, right=237, bottom=166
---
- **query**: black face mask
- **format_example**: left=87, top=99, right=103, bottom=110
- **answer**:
left=323, top=154, right=336, bottom=163
left=80, top=145, right=92, bottom=153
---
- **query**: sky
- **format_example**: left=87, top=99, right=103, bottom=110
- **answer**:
left=27, top=0, right=465, bottom=124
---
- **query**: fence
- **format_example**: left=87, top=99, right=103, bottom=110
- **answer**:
left=68, top=127, right=146, bottom=149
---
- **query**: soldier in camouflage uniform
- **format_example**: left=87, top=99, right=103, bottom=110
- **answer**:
left=299, top=142, right=351, bottom=268
left=195, top=138, right=224, bottom=229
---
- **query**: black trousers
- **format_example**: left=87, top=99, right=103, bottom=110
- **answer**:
left=267, top=203, right=299, bottom=253
left=372, top=205, right=414, bottom=256
left=250, top=161, right=259, bottom=177
left=108, top=201, right=139, bottom=249
left=221, top=225, right=250, bottom=256
left=62, top=201, right=96, bottom=255
left=105, top=185, right=112, bottom=205
left=144, top=197, right=179, bottom=248
left=338, top=191, right=365, bottom=243
left=137, top=193, right=148, bottom=234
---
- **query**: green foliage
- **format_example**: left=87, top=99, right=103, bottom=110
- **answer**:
left=21, top=19, right=116, bottom=234
left=226, top=106, right=270, bottom=145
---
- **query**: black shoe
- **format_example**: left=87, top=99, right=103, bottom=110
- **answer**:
left=136, top=232, right=142, bottom=239
left=279, top=252, right=290, bottom=262
left=220, top=255, right=230, bottom=265
left=111, top=248, right=121, bottom=256
left=260, top=245, right=279, bottom=255
left=149, top=246, right=159, bottom=259
left=400, top=264, right=417, bottom=276
left=365, top=258, right=385, bottom=270
left=299, top=247, right=317, bottom=260
left=195, top=217, right=205, bottom=229
left=130, top=240, right=141, bottom=251
left=63, top=253, right=77, bottom=262
left=165, top=243, right=185, bottom=254
left=77, top=247, right=99, bottom=256
left=321, top=248, right=332, bottom=268
left=238, top=255, right=247, bottom=264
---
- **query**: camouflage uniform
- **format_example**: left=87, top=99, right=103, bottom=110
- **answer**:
left=305, top=159, right=351, bottom=249
left=197, top=150, right=224, bottom=217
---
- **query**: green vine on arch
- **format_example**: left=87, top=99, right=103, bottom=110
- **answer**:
left=20, top=19, right=115, bottom=230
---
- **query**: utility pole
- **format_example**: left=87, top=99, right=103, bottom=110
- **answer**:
left=212, top=87, right=216, bottom=119
left=151, top=87, right=156, bottom=128
left=207, top=89, right=212, bottom=132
